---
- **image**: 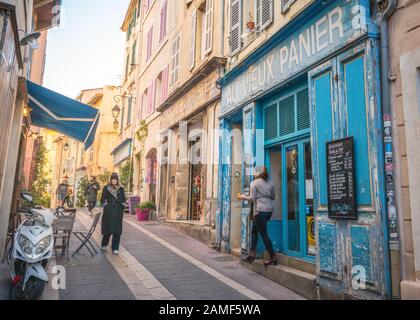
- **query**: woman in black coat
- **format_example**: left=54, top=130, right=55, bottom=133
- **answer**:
left=100, top=173, right=126, bottom=255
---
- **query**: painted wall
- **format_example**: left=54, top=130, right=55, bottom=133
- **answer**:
left=389, top=0, right=420, bottom=299
left=218, top=0, right=390, bottom=299
left=0, top=0, right=36, bottom=257
left=224, top=0, right=314, bottom=73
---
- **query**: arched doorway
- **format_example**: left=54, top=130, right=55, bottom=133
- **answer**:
left=145, top=149, right=157, bottom=203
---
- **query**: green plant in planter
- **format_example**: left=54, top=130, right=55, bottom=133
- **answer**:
left=136, top=201, right=156, bottom=210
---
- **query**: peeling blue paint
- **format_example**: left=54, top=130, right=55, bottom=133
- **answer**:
left=351, top=225, right=373, bottom=283
left=319, top=222, right=338, bottom=274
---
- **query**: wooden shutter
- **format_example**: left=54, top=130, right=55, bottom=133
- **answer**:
left=147, top=83, right=153, bottom=115
left=160, top=1, right=168, bottom=42
left=151, top=80, right=156, bottom=113
left=171, top=34, right=180, bottom=86
left=204, top=0, right=214, bottom=55
left=189, top=10, right=197, bottom=70
left=127, top=98, right=132, bottom=125
left=161, top=66, right=169, bottom=103
left=256, top=0, right=261, bottom=30
left=230, top=0, right=242, bottom=55
left=131, top=40, right=137, bottom=65
left=147, top=26, right=154, bottom=61
left=260, top=0, right=273, bottom=30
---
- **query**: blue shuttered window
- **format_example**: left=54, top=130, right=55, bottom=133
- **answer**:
left=264, top=104, right=278, bottom=140
left=264, top=87, right=310, bottom=142
left=297, top=88, right=310, bottom=131
left=279, top=95, right=295, bottom=137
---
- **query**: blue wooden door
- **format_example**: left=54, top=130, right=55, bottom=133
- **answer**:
left=309, top=42, right=390, bottom=298
left=281, top=138, right=315, bottom=261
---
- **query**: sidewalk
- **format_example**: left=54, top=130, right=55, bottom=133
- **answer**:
left=120, top=214, right=304, bottom=300
left=0, top=209, right=304, bottom=300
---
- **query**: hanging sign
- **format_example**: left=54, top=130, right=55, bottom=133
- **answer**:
left=326, top=137, right=357, bottom=219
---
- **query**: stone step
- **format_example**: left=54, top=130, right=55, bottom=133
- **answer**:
left=242, top=260, right=317, bottom=299
left=276, top=254, right=316, bottom=275
left=231, top=247, right=241, bottom=258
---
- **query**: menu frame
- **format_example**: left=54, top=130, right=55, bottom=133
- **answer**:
left=326, top=136, right=357, bottom=220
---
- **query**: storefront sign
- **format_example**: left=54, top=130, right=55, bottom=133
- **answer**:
left=221, top=0, right=369, bottom=115
left=161, top=70, right=219, bottom=129
left=326, top=137, right=357, bottom=219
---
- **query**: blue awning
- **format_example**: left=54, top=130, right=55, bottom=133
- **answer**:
left=26, top=80, right=100, bottom=149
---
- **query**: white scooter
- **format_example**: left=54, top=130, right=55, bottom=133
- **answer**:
left=8, top=192, right=56, bottom=300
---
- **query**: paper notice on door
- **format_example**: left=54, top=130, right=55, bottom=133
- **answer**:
left=306, top=179, right=314, bottom=200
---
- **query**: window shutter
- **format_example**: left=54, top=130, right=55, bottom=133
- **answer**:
left=151, top=80, right=156, bottom=113
left=147, top=26, right=154, bottom=61
left=230, top=0, right=242, bottom=55
left=278, top=95, right=295, bottom=137
left=190, top=10, right=197, bottom=69
left=256, top=0, right=261, bottom=29
left=297, top=88, right=310, bottom=130
left=260, top=0, right=273, bottom=30
left=131, top=40, right=137, bottom=65
left=161, top=66, right=169, bottom=103
left=127, top=98, right=132, bottom=125
left=160, top=1, right=168, bottom=42
left=147, top=83, right=153, bottom=115
left=171, top=34, right=180, bottom=86
left=140, top=91, right=147, bottom=120
left=204, top=0, right=214, bottom=55
left=264, top=103, right=278, bottom=140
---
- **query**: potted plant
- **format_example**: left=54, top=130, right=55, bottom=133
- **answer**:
left=135, top=201, right=156, bottom=221
left=247, top=12, right=255, bottom=31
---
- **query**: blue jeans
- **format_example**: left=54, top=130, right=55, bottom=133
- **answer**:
left=251, top=211, right=275, bottom=258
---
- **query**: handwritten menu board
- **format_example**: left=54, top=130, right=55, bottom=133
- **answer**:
left=326, top=137, right=357, bottom=219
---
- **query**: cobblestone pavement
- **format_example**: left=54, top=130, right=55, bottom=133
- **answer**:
left=0, top=209, right=304, bottom=300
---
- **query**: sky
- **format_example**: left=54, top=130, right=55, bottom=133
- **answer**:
left=43, top=0, right=131, bottom=98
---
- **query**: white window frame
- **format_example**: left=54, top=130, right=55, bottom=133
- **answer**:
left=189, top=10, right=197, bottom=70
left=170, top=33, right=181, bottom=87
left=259, top=0, right=274, bottom=31
left=203, top=0, right=214, bottom=56
left=230, top=0, right=242, bottom=55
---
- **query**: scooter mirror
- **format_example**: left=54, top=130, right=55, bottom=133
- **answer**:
left=21, top=192, right=33, bottom=203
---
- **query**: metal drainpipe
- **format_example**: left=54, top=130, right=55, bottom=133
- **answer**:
left=220, top=0, right=225, bottom=57
left=378, top=0, right=399, bottom=298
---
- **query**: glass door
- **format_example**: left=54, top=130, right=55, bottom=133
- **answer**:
left=283, top=138, right=315, bottom=260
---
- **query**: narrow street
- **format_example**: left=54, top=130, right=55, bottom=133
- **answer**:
left=1, top=0, right=420, bottom=304
left=1, top=209, right=303, bottom=300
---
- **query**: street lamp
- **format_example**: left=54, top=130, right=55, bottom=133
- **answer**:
left=19, top=31, right=41, bottom=49
left=112, top=104, right=121, bottom=132
left=112, top=95, right=136, bottom=132
left=112, top=104, right=121, bottom=119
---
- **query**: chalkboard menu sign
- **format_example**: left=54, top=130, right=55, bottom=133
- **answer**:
left=326, top=137, right=357, bottom=219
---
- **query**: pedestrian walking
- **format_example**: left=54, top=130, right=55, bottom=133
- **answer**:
left=56, top=178, right=69, bottom=207
left=237, top=166, right=278, bottom=266
left=100, top=173, right=126, bottom=255
left=86, top=176, right=100, bottom=215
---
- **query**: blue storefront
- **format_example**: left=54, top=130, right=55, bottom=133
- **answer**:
left=217, top=0, right=391, bottom=299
